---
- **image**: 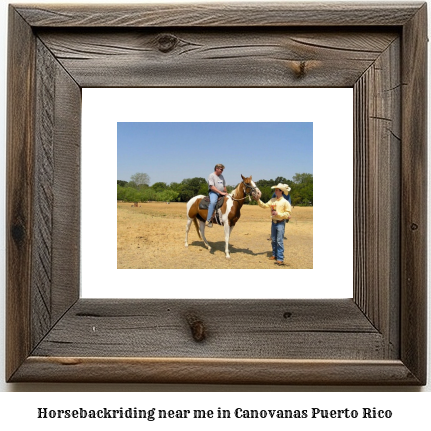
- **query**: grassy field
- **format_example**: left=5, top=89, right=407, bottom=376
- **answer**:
left=117, top=202, right=313, bottom=269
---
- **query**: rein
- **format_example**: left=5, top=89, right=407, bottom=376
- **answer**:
left=230, top=181, right=257, bottom=201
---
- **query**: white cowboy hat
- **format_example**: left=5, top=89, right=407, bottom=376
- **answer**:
left=271, top=183, right=291, bottom=195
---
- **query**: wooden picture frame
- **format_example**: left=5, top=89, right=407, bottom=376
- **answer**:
left=6, top=2, right=427, bottom=385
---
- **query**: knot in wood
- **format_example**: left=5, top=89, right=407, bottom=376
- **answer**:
left=157, top=34, right=178, bottom=53
left=294, top=61, right=307, bottom=78
left=186, top=314, right=206, bottom=342
left=11, top=222, right=26, bottom=245
left=411, top=223, right=419, bottom=231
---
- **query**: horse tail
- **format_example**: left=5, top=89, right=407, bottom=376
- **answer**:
left=193, top=218, right=202, bottom=239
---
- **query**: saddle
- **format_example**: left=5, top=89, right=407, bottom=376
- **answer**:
left=199, top=195, right=225, bottom=211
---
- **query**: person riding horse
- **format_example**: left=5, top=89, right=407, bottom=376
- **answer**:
left=206, top=163, right=228, bottom=228
left=185, top=174, right=261, bottom=259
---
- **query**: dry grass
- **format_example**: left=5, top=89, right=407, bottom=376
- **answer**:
left=117, top=202, right=312, bottom=269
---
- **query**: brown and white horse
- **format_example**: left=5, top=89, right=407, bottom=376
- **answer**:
left=185, top=175, right=261, bottom=258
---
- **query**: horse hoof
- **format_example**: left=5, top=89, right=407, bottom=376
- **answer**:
left=225, top=255, right=230, bottom=259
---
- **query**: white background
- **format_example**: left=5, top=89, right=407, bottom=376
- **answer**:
left=81, top=87, right=353, bottom=299
left=0, top=0, right=430, bottom=418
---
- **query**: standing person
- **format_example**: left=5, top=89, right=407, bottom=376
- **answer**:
left=271, top=183, right=291, bottom=240
left=257, top=183, right=292, bottom=265
left=206, top=164, right=228, bottom=227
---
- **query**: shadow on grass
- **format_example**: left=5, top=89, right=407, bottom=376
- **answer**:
left=188, top=241, right=269, bottom=257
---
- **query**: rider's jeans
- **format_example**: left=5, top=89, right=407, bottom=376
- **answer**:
left=207, top=191, right=219, bottom=222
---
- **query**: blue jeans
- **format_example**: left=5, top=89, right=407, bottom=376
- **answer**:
left=271, top=220, right=286, bottom=261
left=207, top=191, right=219, bottom=222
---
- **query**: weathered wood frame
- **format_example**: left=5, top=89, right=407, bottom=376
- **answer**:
left=6, top=2, right=427, bottom=385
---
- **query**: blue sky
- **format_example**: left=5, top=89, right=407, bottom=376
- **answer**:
left=117, top=122, right=312, bottom=186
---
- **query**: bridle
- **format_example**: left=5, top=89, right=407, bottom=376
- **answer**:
left=230, top=181, right=259, bottom=201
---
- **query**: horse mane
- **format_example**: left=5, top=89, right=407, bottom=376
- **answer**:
left=230, top=181, right=243, bottom=200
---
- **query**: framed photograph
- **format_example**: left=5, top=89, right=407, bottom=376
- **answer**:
left=82, top=87, right=351, bottom=299
left=6, top=2, right=427, bottom=384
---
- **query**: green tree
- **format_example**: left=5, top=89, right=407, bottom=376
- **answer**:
left=156, top=189, right=179, bottom=202
left=254, top=175, right=312, bottom=205
left=292, top=173, right=313, bottom=185
left=123, top=187, right=141, bottom=202
left=141, top=188, right=157, bottom=202
left=259, top=186, right=273, bottom=203
left=152, top=182, right=168, bottom=193
left=169, top=182, right=181, bottom=192
left=177, top=185, right=194, bottom=202
left=127, top=180, right=138, bottom=189
left=291, top=173, right=313, bottom=206
left=117, top=184, right=126, bottom=201
left=198, top=183, right=209, bottom=196
left=117, top=174, right=313, bottom=205
left=178, top=177, right=207, bottom=202
left=274, top=176, right=290, bottom=185
left=184, top=177, right=207, bottom=194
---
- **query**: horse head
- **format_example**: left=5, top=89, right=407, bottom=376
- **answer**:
left=241, top=174, right=262, bottom=201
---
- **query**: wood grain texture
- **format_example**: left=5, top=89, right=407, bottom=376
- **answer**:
left=6, top=2, right=427, bottom=385
left=14, top=2, right=424, bottom=27
left=400, top=3, right=428, bottom=385
left=32, top=38, right=81, bottom=350
left=37, top=29, right=398, bottom=88
left=32, top=40, right=56, bottom=347
left=32, top=299, right=383, bottom=359
left=6, top=7, right=36, bottom=381
left=353, top=38, right=401, bottom=358
left=50, top=52, right=81, bottom=324
left=12, top=358, right=420, bottom=385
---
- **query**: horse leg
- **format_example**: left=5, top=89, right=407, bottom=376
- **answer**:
left=198, top=220, right=212, bottom=251
left=224, top=224, right=233, bottom=258
left=185, top=218, right=193, bottom=247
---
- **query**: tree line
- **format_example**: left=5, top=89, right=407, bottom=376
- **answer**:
left=117, top=172, right=313, bottom=206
